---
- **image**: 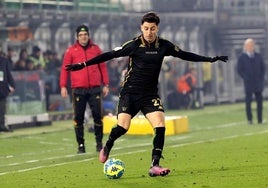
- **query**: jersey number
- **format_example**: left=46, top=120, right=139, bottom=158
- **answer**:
left=152, top=98, right=162, bottom=107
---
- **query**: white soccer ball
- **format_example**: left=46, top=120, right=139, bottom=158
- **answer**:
left=103, top=158, right=125, bottom=179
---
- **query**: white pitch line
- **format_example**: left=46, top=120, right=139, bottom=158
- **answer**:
left=190, top=121, right=244, bottom=131
left=0, top=157, right=96, bottom=176
left=169, top=130, right=268, bottom=148
left=0, top=147, right=69, bottom=160
left=0, top=127, right=267, bottom=176
left=26, top=160, right=39, bottom=163
left=0, top=151, right=95, bottom=168
left=8, top=163, right=19, bottom=166
left=169, top=135, right=191, bottom=141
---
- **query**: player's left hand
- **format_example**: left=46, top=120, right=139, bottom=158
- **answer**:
left=210, top=56, right=228, bottom=63
left=65, top=62, right=86, bottom=71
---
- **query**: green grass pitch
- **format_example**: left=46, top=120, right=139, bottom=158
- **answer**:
left=1, top=102, right=268, bottom=188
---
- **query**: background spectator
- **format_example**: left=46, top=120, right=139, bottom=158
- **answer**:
left=237, top=38, right=265, bottom=124
left=0, top=53, right=15, bottom=132
left=177, top=67, right=197, bottom=109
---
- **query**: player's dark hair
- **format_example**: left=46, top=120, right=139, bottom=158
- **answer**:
left=141, top=11, right=160, bottom=25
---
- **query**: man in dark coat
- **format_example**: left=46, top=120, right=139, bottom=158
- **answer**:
left=0, top=55, right=15, bottom=132
left=237, top=38, right=265, bottom=124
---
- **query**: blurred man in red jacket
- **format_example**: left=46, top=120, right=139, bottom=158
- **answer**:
left=177, top=67, right=197, bottom=109
left=60, top=25, right=109, bottom=153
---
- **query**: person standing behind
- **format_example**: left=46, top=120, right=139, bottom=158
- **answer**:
left=13, top=49, right=29, bottom=71
left=29, top=46, right=45, bottom=69
left=237, top=38, right=265, bottom=124
left=0, top=54, right=15, bottom=132
left=60, top=25, right=109, bottom=153
left=177, top=67, right=197, bottom=109
left=6, top=47, right=15, bottom=70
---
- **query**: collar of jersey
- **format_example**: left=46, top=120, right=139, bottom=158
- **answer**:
left=140, top=35, right=159, bottom=48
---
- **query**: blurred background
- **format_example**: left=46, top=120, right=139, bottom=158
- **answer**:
left=0, top=0, right=268, bottom=127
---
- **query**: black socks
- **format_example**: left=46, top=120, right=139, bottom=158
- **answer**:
left=106, top=125, right=127, bottom=151
left=152, top=127, right=166, bottom=166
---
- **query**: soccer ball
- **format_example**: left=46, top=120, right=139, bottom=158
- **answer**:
left=103, top=158, right=125, bottom=179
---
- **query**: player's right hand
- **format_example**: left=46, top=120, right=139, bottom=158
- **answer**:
left=210, top=56, right=229, bottom=63
left=65, top=62, right=86, bottom=71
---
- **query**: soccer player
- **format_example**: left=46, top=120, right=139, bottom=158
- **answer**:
left=66, top=12, right=228, bottom=176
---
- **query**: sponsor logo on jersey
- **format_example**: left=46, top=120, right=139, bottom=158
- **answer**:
left=145, top=51, right=158, bottom=54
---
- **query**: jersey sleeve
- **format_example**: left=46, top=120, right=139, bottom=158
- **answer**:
left=85, top=39, right=136, bottom=66
left=165, top=40, right=213, bottom=62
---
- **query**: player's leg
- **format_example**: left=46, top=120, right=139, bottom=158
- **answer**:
left=99, top=93, right=137, bottom=163
left=142, top=95, right=170, bottom=177
left=99, top=113, right=130, bottom=163
left=146, top=111, right=170, bottom=177
left=72, top=90, right=87, bottom=153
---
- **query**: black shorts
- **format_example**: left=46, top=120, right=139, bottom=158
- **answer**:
left=117, top=93, right=164, bottom=118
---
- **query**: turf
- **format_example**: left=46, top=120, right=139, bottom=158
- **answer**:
left=0, top=102, right=268, bottom=188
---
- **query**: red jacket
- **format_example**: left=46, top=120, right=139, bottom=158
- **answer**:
left=60, top=40, right=109, bottom=88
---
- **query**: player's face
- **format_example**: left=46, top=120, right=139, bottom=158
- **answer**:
left=141, top=22, right=159, bottom=43
left=77, top=31, right=89, bottom=46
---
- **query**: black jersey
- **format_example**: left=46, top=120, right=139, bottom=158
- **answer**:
left=85, top=35, right=213, bottom=94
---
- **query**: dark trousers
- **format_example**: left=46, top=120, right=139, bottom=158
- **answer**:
left=72, top=88, right=104, bottom=146
left=245, top=91, right=263, bottom=123
left=0, top=97, right=7, bottom=130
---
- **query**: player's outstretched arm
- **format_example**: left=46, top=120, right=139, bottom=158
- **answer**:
left=65, top=51, right=116, bottom=71
left=176, top=50, right=228, bottom=63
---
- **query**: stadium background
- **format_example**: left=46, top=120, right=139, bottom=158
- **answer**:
left=0, top=0, right=268, bottom=118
